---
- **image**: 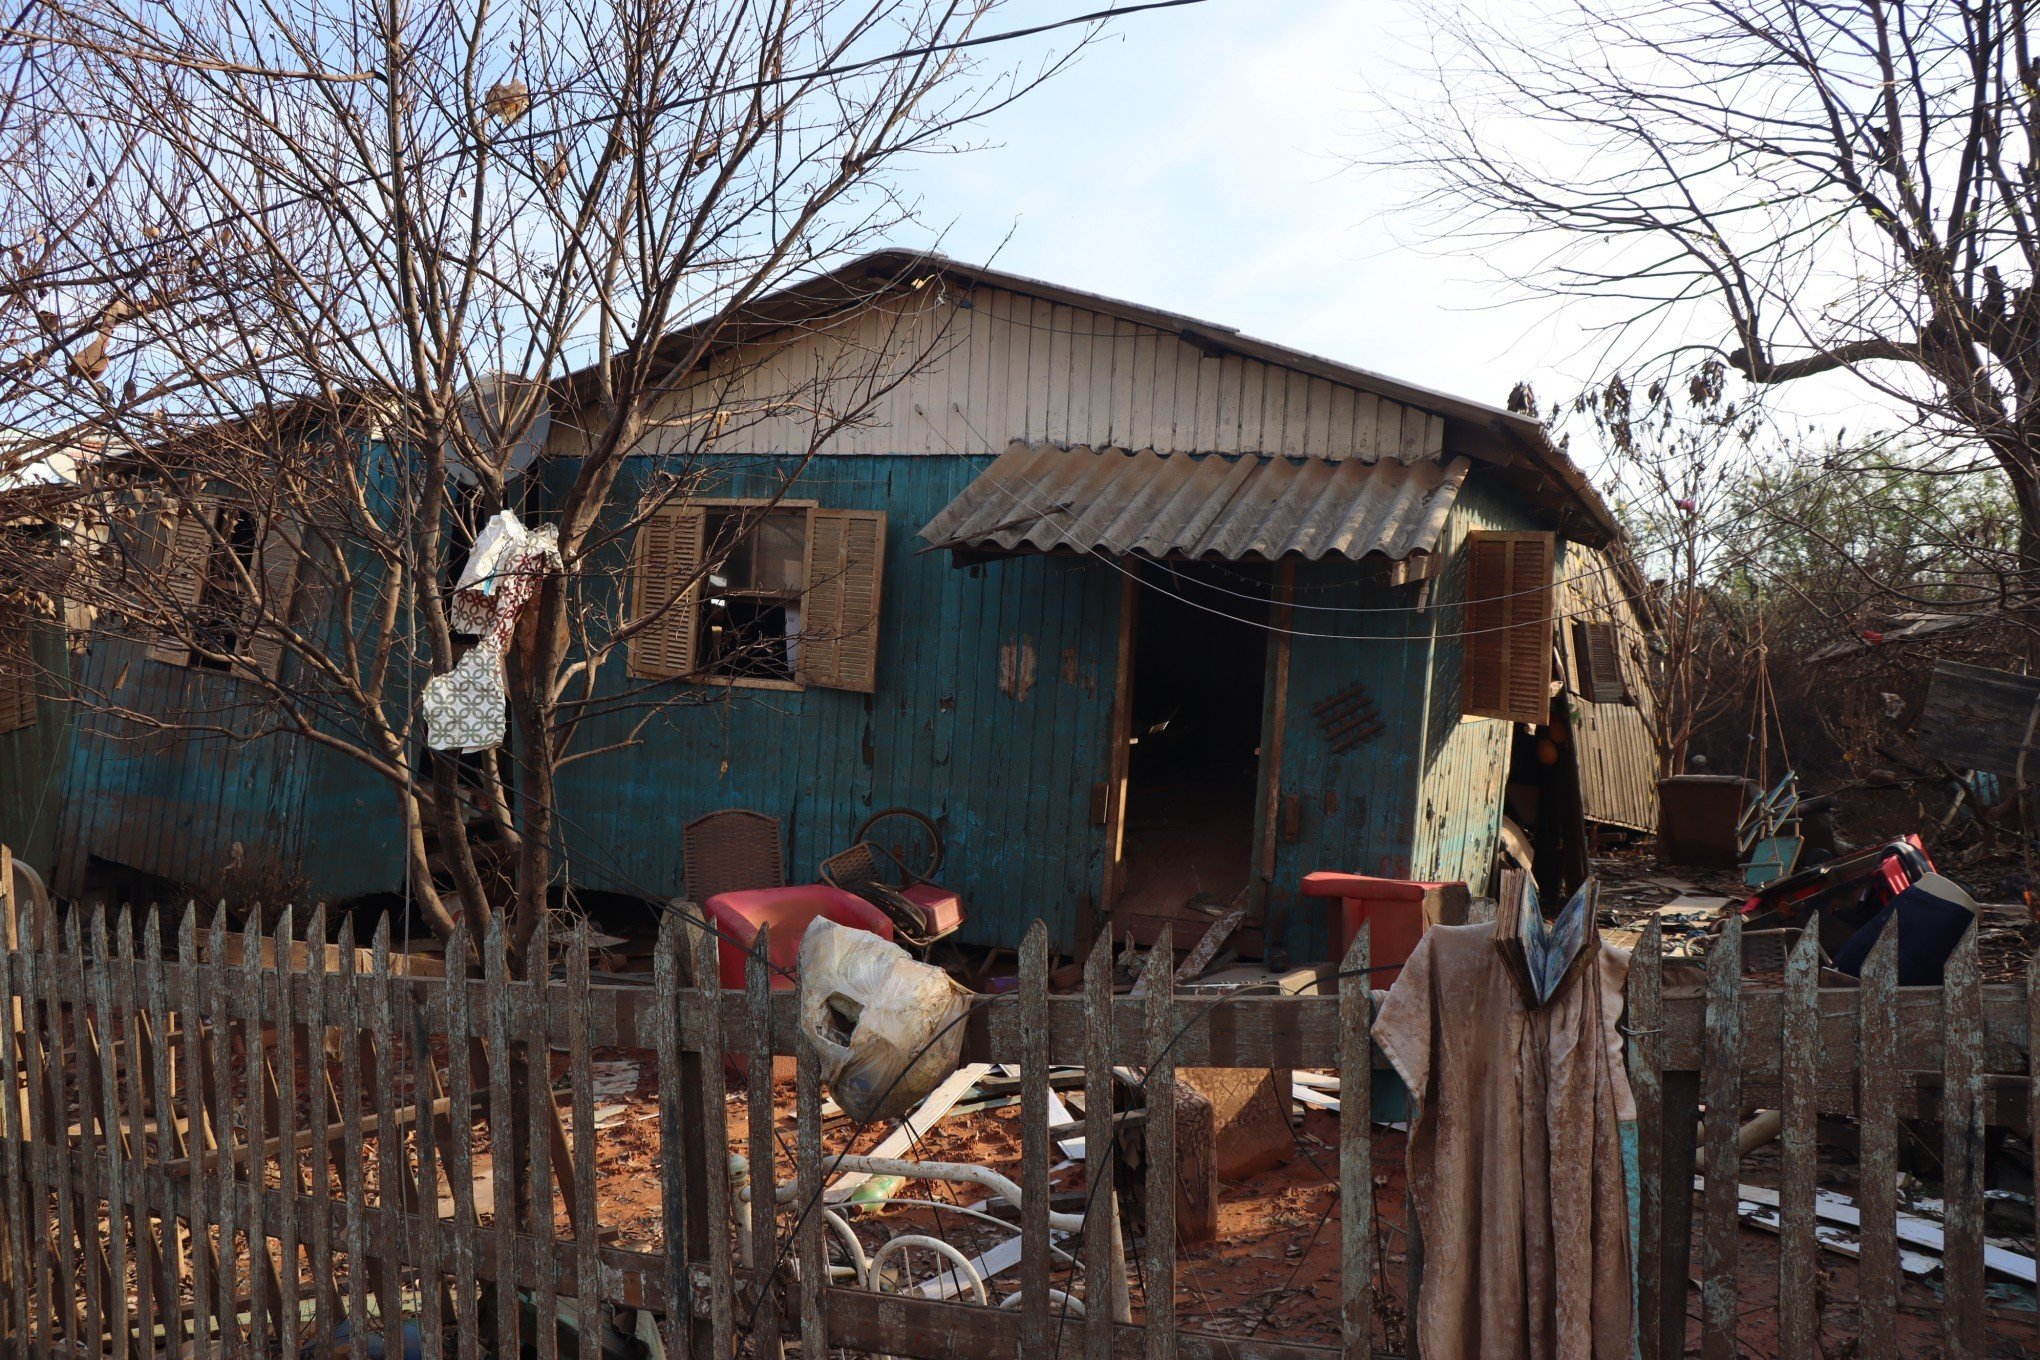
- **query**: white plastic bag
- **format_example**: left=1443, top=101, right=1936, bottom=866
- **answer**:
left=797, top=917, right=974, bottom=1123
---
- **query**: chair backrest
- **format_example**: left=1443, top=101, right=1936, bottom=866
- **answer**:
left=818, top=842, right=880, bottom=894
left=683, top=808, right=785, bottom=904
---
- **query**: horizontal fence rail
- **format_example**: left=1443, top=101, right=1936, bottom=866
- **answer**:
left=0, top=871, right=2032, bottom=1360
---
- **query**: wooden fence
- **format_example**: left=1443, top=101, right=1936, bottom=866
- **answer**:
left=0, top=864, right=2033, bottom=1359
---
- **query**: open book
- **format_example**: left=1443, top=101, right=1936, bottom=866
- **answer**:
left=1492, top=870, right=1599, bottom=1009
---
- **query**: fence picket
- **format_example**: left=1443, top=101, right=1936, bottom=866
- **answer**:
left=305, top=904, right=337, bottom=1355
left=241, top=915, right=272, bottom=1360
left=338, top=916, right=371, bottom=1349
left=1018, top=922, right=1052, bottom=1358
left=274, top=908, right=304, bottom=1357
left=1141, top=928, right=1176, bottom=1360
left=526, top=918, right=559, bottom=1360
left=793, top=959, right=826, bottom=1360
left=1697, top=912, right=1742, bottom=1360
left=66, top=910, right=105, bottom=1359
left=1941, top=924, right=1985, bottom=1360
left=443, top=923, right=480, bottom=1360
left=653, top=916, right=689, bottom=1360
left=369, top=918, right=405, bottom=1360
left=744, top=927, right=782, bottom=1360
left=142, top=909, right=177, bottom=1360
left=686, top=914, right=735, bottom=1360
left=16, top=885, right=51, bottom=1360
left=177, top=909, right=213, bottom=1358
left=206, top=908, right=238, bottom=1354
left=119, top=912, right=166, bottom=1360
left=412, top=945, right=446, bottom=1360
left=1857, top=917, right=1899, bottom=1353
left=1082, top=932, right=1120, bottom=1360
left=1778, top=926, right=1819, bottom=1357
left=1624, top=920, right=1665, bottom=1360
left=1337, top=922, right=1373, bottom=1360
left=483, top=919, right=520, bottom=1360
left=0, top=853, right=27, bottom=1360
left=92, top=909, right=130, bottom=1360
left=569, top=922, right=599, bottom=1360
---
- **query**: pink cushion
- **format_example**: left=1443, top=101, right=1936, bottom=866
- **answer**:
left=703, top=885, right=894, bottom=991
left=902, top=882, right=965, bottom=936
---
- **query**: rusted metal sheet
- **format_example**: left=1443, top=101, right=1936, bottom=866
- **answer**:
left=919, top=441, right=1469, bottom=563
left=1558, top=543, right=1660, bottom=833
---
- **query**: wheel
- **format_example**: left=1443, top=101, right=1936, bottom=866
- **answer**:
left=854, top=806, right=944, bottom=881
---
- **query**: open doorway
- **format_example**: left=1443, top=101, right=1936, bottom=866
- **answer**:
left=1112, top=562, right=1268, bottom=944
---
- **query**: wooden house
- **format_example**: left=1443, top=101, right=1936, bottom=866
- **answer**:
left=538, top=253, right=1660, bottom=953
left=52, top=253, right=1659, bottom=957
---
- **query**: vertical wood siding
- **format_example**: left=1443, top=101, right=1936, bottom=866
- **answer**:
left=1557, top=542, right=1661, bottom=832
left=559, top=288, right=1448, bottom=464
left=545, top=454, right=1121, bottom=950
left=0, top=620, right=71, bottom=876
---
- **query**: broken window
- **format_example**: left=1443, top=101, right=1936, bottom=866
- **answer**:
left=145, top=497, right=300, bottom=678
left=1461, top=530, right=1556, bottom=726
left=628, top=499, right=886, bottom=692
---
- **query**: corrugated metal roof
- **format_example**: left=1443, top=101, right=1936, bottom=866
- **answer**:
left=918, top=442, right=1471, bottom=562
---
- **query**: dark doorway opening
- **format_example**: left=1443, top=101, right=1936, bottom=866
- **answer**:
left=1113, top=561, right=1268, bottom=946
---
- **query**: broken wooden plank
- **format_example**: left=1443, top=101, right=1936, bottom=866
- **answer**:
left=1725, top=1182, right=2036, bottom=1283
left=827, top=1063, right=995, bottom=1204
left=1019, top=922, right=1052, bottom=1360
left=1142, top=928, right=1177, bottom=1360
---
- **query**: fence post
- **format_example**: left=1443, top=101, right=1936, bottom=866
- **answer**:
left=744, top=928, right=782, bottom=1360
left=1942, top=924, right=1986, bottom=1360
left=685, top=911, right=735, bottom=1360
left=1018, top=922, right=1051, bottom=1359
left=1778, top=926, right=1820, bottom=1357
left=1697, top=914, right=1744, bottom=1360
left=1337, top=922, right=1372, bottom=1360
left=1140, top=929, right=1176, bottom=1360
left=1625, top=920, right=1663, bottom=1360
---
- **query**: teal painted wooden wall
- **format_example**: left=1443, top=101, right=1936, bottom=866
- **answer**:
left=545, top=454, right=1123, bottom=950
left=0, top=620, right=72, bottom=879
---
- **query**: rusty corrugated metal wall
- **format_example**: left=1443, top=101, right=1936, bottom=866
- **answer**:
left=1558, top=542, right=1661, bottom=832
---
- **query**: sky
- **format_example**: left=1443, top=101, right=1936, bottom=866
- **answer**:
left=888, top=0, right=1886, bottom=465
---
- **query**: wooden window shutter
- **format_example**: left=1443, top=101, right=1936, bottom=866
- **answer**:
left=799, top=508, right=887, bottom=693
left=628, top=505, right=706, bottom=680
left=0, top=612, right=36, bottom=736
left=145, top=498, right=212, bottom=666
left=1461, top=530, right=1556, bottom=726
left=1572, top=619, right=1628, bottom=704
left=240, top=518, right=303, bottom=681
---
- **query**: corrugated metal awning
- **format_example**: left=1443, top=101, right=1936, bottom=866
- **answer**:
left=918, top=442, right=1471, bottom=562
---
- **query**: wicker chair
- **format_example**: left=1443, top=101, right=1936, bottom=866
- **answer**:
left=682, top=809, right=785, bottom=905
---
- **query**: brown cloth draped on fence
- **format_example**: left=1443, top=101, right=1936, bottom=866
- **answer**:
left=1373, top=924, right=1635, bottom=1359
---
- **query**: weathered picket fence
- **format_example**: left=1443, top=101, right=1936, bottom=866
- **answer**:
left=0, top=858, right=2032, bottom=1360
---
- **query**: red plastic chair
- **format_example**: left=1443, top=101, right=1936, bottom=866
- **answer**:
left=701, top=884, right=895, bottom=992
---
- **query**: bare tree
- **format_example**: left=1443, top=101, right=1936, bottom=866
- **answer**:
left=0, top=0, right=1073, bottom=960
left=1393, top=1, right=2040, bottom=640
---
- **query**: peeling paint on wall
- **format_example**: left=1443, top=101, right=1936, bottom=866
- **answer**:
left=999, top=636, right=1037, bottom=701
